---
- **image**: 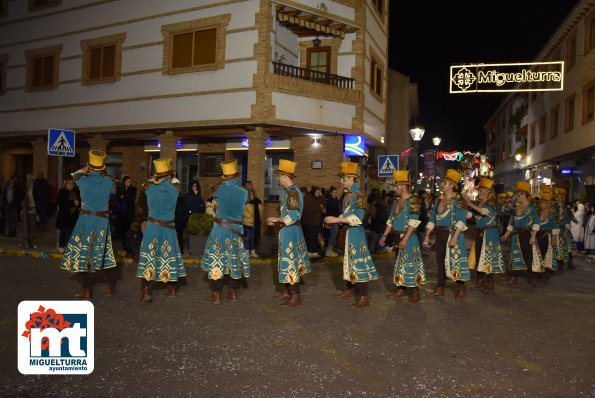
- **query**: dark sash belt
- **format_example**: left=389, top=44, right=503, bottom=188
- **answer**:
left=435, top=225, right=451, bottom=230
left=391, top=230, right=405, bottom=235
left=148, top=216, right=175, bottom=230
left=80, top=209, right=109, bottom=219
left=215, top=217, right=244, bottom=238
left=477, top=226, right=499, bottom=230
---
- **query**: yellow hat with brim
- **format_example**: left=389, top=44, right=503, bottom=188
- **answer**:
left=478, top=177, right=495, bottom=192
left=88, top=149, right=107, bottom=171
left=274, top=159, right=297, bottom=179
left=506, top=191, right=513, bottom=197
left=442, top=169, right=462, bottom=187
left=220, top=159, right=239, bottom=180
left=153, top=158, right=175, bottom=177
left=515, top=181, right=531, bottom=195
left=338, top=162, right=359, bottom=178
left=541, top=192, right=554, bottom=202
left=391, top=170, right=410, bottom=185
left=554, top=187, right=567, bottom=195
left=541, top=185, right=553, bottom=195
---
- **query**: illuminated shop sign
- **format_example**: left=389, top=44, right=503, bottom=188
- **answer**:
left=450, top=61, right=564, bottom=93
left=344, top=135, right=366, bottom=156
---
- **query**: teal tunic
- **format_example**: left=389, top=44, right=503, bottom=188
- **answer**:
left=387, top=196, right=425, bottom=287
left=539, top=209, right=560, bottom=270
left=277, top=184, right=310, bottom=284
left=473, top=203, right=505, bottom=274
left=137, top=178, right=185, bottom=282
left=60, top=171, right=116, bottom=273
left=341, top=183, right=378, bottom=283
left=555, top=204, right=576, bottom=262
left=201, top=180, right=250, bottom=280
left=509, top=203, right=543, bottom=272
left=428, top=196, right=470, bottom=281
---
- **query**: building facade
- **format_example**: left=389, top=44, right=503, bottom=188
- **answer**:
left=486, top=0, right=595, bottom=202
left=0, top=0, right=390, bottom=220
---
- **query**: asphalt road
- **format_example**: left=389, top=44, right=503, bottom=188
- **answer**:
left=1, top=252, right=595, bottom=397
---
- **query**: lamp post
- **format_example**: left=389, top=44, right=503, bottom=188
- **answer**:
left=431, top=136, right=441, bottom=194
left=409, top=126, right=425, bottom=191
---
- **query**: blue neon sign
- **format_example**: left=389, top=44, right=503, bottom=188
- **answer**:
left=344, top=135, right=366, bottom=156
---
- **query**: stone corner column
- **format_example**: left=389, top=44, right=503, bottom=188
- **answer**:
left=246, top=128, right=268, bottom=235
left=158, top=131, right=178, bottom=168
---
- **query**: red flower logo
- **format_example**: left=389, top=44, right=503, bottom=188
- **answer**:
left=21, top=306, right=72, bottom=350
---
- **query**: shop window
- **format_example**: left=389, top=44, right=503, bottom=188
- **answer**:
left=0, top=54, right=6, bottom=95
left=539, top=114, right=546, bottom=145
left=264, top=152, right=293, bottom=201
left=25, top=45, right=61, bottom=92
left=81, top=33, right=126, bottom=85
left=564, top=94, right=575, bottom=132
left=550, top=105, right=559, bottom=139
left=370, top=53, right=383, bottom=99
left=529, top=122, right=536, bottom=149
left=199, top=152, right=225, bottom=177
left=162, top=15, right=230, bottom=75
left=28, top=0, right=61, bottom=12
left=582, top=80, right=595, bottom=124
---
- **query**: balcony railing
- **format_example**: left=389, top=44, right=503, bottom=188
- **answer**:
left=272, top=61, right=355, bottom=90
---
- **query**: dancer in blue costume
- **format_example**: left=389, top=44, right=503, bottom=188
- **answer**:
left=501, top=181, right=543, bottom=287
left=201, top=159, right=250, bottom=305
left=537, top=188, right=560, bottom=275
left=423, top=169, right=470, bottom=300
left=463, top=177, right=505, bottom=293
left=379, top=170, right=425, bottom=304
left=325, top=162, right=378, bottom=309
left=137, top=158, right=185, bottom=303
left=554, top=187, right=576, bottom=270
left=60, top=150, right=117, bottom=299
left=266, top=159, right=310, bottom=308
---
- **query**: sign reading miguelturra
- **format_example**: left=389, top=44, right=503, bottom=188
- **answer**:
left=450, top=61, right=564, bottom=93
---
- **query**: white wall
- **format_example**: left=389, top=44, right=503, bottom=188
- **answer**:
left=272, top=92, right=355, bottom=130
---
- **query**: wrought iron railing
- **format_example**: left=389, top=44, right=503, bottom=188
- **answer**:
left=272, top=61, right=355, bottom=89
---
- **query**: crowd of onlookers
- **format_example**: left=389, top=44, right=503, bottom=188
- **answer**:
left=2, top=169, right=595, bottom=260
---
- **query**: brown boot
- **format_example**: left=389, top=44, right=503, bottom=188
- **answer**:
left=273, top=290, right=290, bottom=300
left=455, top=283, right=467, bottom=300
left=335, top=289, right=355, bottom=299
left=470, top=279, right=485, bottom=289
left=387, top=287, right=407, bottom=298
left=505, top=276, right=518, bottom=284
left=280, top=293, right=301, bottom=308
left=105, top=283, right=115, bottom=296
left=349, top=295, right=370, bottom=309
left=482, top=280, right=495, bottom=293
left=429, top=286, right=445, bottom=297
left=208, top=291, right=222, bottom=305
left=164, top=284, right=177, bottom=297
left=140, top=286, right=152, bottom=304
left=226, top=288, right=238, bottom=302
left=405, top=288, right=421, bottom=304
left=75, top=288, right=91, bottom=300
left=557, top=261, right=564, bottom=273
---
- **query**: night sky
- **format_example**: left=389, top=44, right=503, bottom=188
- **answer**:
left=389, top=0, right=580, bottom=153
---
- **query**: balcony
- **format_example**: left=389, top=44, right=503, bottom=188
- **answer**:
left=272, top=62, right=354, bottom=90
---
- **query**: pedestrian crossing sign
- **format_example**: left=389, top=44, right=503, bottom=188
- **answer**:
left=377, top=155, right=399, bottom=177
left=47, top=128, right=75, bottom=157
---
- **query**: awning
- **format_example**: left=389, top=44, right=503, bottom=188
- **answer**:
left=276, top=5, right=358, bottom=39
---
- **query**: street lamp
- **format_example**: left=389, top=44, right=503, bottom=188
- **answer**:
left=409, top=126, right=425, bottom=191
left=432, top=136, right=441, bottom=193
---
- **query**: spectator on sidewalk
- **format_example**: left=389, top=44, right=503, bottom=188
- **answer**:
left=125, top=220, right=146, bottom=263
left=2, top=175, right=25, bottom=237
left=302, top=186, right=324, bottom=258
left=243, top=188, right=262, bottom=258
left=184, top=180, right=206, bottom=215
left=115, top=176, right=137, bottom=250
left=244, top=181, right=263, bottom=249
left=323, top=186, right=341, bottom=257
left=32, top=170, right=50, bottom=230
left=56, top=178, right=80, bottom=252
left=571, top=202, right=586, bottom=251
left=175, top=193, right=189, bottom=255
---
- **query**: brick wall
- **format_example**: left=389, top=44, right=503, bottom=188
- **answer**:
left=292, top=135, right=344, bottom=191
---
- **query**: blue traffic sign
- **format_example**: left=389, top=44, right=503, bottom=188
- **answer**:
left=48, top=128, right=75, bottom=157
left=377, top=155, right=399, bottom=177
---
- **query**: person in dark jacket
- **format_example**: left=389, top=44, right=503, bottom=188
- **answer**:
left=183, top=180, right=206, bottom=215
left=323, top=186, right=341, bottom=257
left=32, top=170, right=50, bottom=229
left=115, top=176, right=137, bottom=249
left=302, top=186, right=324, bottom=258
left=175, top=194, right=190, bottom=254
left=56, top=178, right=80, bottom=252
left=2, top=176, right=25, bottom=237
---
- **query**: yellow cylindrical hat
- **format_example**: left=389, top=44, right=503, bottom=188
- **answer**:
left=515, top=181, right=531, bottom=195
left=541, top=185, right=552, bottom=195
left=506, top=191, right=513, bottom=198
left=338, top=162, right=359, bottom=177
left=392, top=170, right=410, bottom=185
left=478, top=177, right=495, bottom=192
left=274, top=159, right=297, bottom=179
left=442, top=169, right=462, bottom=187
left=541, top=192, right=554, bottom=202
left=220, top=159, right=239, bottom=180
left=153, top=158, right=175, bottom=177
left=554, top=187, right=567, bottom=195
left=88, top=149, right=107, bottom=171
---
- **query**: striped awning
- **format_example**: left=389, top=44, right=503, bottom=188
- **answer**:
left=275, top=5, right=358, bottom=39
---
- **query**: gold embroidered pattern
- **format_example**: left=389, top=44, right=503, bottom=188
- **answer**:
left=287, top=190, right=300, bottom=210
